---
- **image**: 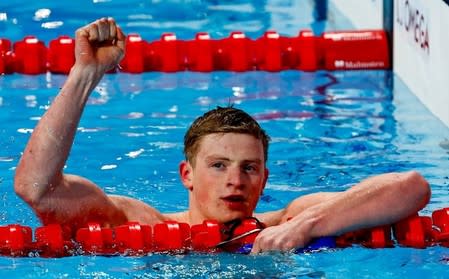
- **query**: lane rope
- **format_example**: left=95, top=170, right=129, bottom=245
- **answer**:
left=1, top=207, right=449, bottom=257
left=0, top=30, right=390, bottom=75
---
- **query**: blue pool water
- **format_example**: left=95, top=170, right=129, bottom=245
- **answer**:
left=1, top=0, right=449, bottom=278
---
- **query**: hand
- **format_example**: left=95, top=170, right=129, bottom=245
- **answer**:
left=251, top=219, right=313, bottom=253
left=74, top=17, right=126, bottom=73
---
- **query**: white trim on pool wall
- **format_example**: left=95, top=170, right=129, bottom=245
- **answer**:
left=329, top=0, right=384, bottom=29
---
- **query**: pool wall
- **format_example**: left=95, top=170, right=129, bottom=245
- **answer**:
left=329, top=0, right=449, bottom=128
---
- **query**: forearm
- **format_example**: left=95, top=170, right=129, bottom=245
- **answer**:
left=293, top=171, right=430, bottom=238
left=15, top=65, right=104, bottom=204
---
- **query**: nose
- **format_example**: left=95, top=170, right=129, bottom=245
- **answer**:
left=226, top=166, right=245, bottom=188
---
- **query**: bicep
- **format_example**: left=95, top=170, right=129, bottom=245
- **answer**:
left=36, top=174, right=127, bottom=229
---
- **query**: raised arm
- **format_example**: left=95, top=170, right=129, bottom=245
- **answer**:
left=14, top=18, right=162, bottom=231
left=252, top=171, right=430, bottom=253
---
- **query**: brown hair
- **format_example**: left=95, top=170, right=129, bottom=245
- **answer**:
left=184, top=106, right=270, bottom=165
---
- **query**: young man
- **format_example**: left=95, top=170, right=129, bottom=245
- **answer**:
left=14, top=18, right=430, bottom=253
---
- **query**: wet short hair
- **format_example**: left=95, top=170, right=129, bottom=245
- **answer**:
left=184, top=106, right=270, bottom=165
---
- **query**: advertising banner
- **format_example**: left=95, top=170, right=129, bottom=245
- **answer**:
left=394, top=0, right=449, bottom=127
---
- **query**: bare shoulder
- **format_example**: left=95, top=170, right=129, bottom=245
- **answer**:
left=109, top=195, right=167, bottom=225
left=164, top=212, right=189, bottom=223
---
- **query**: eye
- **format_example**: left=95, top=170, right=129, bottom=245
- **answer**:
left=243, top=164, right=257, bottom=173
left=212, top=162, right=225, bottom=169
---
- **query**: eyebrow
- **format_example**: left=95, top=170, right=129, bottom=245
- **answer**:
left=204, top=155, right=263, bottom=164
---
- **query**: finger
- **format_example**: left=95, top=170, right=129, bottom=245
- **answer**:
left=74, top=28, right=91, bottom=57
left=75, top=27, right=89, bottom=41
left=250, top=235, right=263, bottom=254
left=86, top=22, right=99, bottom=42
left=97, top=18, right=110, bottom=42
left=108, top=17, right=117, bottom=40
left=250, top=244, right=258, bottom=254
left=250, top=246, right=261, bottom=254
left=115, top=25, right=126, bottom=52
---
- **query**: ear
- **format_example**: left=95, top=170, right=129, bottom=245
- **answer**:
left=260, top=167, right=269, bottom=195
left=179, top=160, right=194, bottom=191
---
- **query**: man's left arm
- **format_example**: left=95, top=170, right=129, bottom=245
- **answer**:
left=251, top=171, right=430, bottom=253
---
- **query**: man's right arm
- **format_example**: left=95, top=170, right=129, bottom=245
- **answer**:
left=14, top=63, right=104, bottom=206
left=14, top=18, right=165, bottom=231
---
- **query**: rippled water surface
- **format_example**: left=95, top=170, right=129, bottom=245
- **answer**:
left=1, top=0, right=449, bottom=278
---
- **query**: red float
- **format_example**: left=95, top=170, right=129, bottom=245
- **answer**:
left=431, top=208, right=449, bottom=245
left=297, top=30, right=321, bottom=71
left=0, top=38, right=14, bottom=74
left=321, top=30, right=389, bottom=70
left=186, top=32, right=214, bottom=72
left=0, top=224, right=32, bottom=256
left=151, top=33, right=182, bottom=72
left=115, top=222, right=152, bottom=253
left=76, top=223, right=115, bottom=254
left=119, top=34, right=146, bottom=73
left=393, top=214, right=427, bottom=248
left=191, top=220, right=222, bottom=250
left=13, top=36, right=47, bottom=74
left=48, top=36, right=75, bottom=74
left=153, top=221, right=190, bottom=251
left=255, top=31, right=282, bottom=72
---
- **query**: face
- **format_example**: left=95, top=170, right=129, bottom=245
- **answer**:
left=180, top=133, right=268, bottom=224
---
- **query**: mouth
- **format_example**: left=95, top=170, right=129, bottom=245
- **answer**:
left=221, top=195, right=247, bottom=210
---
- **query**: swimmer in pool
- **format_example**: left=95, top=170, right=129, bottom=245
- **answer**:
left=14, top=18, right=430, bottom=253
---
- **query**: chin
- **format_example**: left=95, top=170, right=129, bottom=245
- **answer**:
left=215, top=211, right=251, bottom=223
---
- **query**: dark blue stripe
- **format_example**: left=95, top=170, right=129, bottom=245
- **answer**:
left=314, top=0, right=328, bottom=21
